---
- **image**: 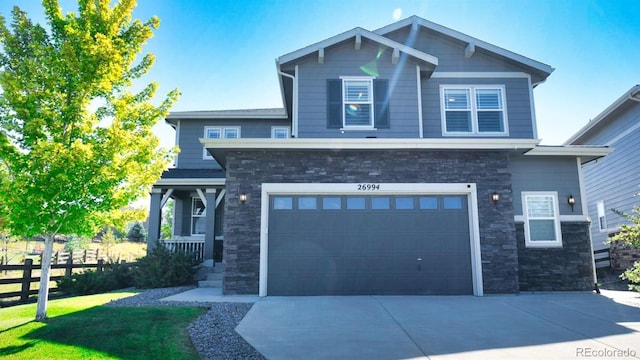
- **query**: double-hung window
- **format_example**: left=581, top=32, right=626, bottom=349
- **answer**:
left=522, top=192, right=562, bottom=248
left=271, top=127, right=290, bottom=139
left=343, top=78, right=374, bottom=127
left=597, top=200, right=607, bottom=232
left=191, top=198, right=206, bottom=235
left=441, top=85, right=507, bottom=135
left=203, top=126, right=240, bottom=159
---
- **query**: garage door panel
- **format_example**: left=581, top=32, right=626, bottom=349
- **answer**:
left=268, top=194, right=473, bottom=296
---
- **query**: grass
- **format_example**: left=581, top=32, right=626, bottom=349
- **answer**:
left=0, top=292, right=207, bottom=360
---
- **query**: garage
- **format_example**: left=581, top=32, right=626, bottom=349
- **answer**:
left=266, top=191, right=474, bottom=296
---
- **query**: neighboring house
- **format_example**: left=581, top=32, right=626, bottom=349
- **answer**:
left=147, top=16, right=610, bottom=296
left=565, top=85, right=640, bottom=269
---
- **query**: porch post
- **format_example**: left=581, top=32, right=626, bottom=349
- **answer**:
left=147, top=188, right=163, bottom=253
left=204, top=188, right=217, bottom=265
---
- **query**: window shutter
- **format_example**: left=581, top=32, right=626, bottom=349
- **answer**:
left=327, top=79, right=342, bottom=128
left=373, top=79, right=390, bottom=129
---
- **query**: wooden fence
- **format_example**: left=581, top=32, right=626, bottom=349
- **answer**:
left=0, top=257, right=106, bottom=303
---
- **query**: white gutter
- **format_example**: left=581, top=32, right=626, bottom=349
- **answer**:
left=277, top=62, right=298, bottom=137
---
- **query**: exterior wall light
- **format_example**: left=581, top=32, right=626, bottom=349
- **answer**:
left=568, top=195, right=575, bottom=212
left=239, top=193, right=248, bottom=204
left=491, top=192, right=500, bottom=202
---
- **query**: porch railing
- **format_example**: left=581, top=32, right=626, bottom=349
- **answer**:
left=162, top=238, right=205, bottom=264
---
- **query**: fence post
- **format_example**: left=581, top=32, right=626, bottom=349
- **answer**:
left=21, top=258, right=33, bottom=303
left=83, top=249, right=87, bottom=263
left=97, top=259, right=104, bottom=273
left=96, top=249, right=100, bottom=262
left=54, top=251, right=59, bottom=265
left=65, top=255, right=73, bottom=277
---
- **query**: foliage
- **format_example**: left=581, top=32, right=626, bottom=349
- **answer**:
left=160, top=198, right=174, bottom=239
left=609, top=205, right=640, bottom=293
left=0, top=293, right=204, bottom=360
left=133, top=242, right=197, bottom=288
left=56, top=261, right=134, bottom=295
left=63, top=234, right=91, bottom=252
left=126, top=221, right=147, bottom=242
left=0, top=0, right=178, bottom=320
left=100, top=227, right=121, bottom=260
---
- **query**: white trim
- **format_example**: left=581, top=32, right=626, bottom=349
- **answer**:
left=293, top=65, right=299, bottom=137
left=160, top=188, right=174, bottom=208
left=279, top=27, right=438, bottom=66
left=440, top=85, right=509, bottom=136
left=431, top=72, right=530, bottom=78
left=521, top=191, right=563, bottom=248
left=318, top=48, right=324, bottom=64
left=464, top=43, right=475, bottom=59
left=528, top=76, right=538, bottom=139
left=215, top=189, right=226, bottom=208
left=174, top=120, right=180, bottom=167
left=515, top=214, right=590, bottom=223
left=524, top=146, right=612, bottom=157
left=416, top=65, right=424, bottom=138
left=604, top=118, right=640, bottom=146
left=203, top=126, right=241, bottom=159
left=596, top=200, right=607, bottom=232
left=576, top=157, right=588, bottom=216
left=341, top=77, right=375, bottom=128
left=374, top=16, right=554, bottom=75
left=259, top=183, right=483, bottom=297
left=195, top=189, right=207, bottom=207
left=167, top=109, right=286, bottom=120
left=154, top=178, right=225, bottom=186
left=191, top=197, right=206, bottom=236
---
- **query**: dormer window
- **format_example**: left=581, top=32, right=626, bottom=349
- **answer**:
left=441, top=85, right=508, bottom=136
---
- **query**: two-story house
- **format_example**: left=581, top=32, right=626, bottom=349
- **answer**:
left=147, top=16, right=610, bottom=296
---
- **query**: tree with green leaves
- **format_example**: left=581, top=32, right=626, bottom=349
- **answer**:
left=609, top=205, right=640, bottom=292
left=0, top=0, right=178, bottom=320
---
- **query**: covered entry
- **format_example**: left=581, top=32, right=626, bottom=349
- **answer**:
left=259, top=183, right=483, bottom=296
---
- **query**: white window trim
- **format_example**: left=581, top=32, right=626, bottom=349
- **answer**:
left=522, top=191, right=562, bottom=248
left=203, top=126, right=241, bottom=159
left=440, top=85, right=509, bottom=136
left=340, top=76, right=375, bottom=129
left=191, top=197, right=206, bottom=236
left=597, top=200, right=607, bottom=232
left=271, top=126, right=291, bottom=139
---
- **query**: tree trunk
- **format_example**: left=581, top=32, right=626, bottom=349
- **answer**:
left=35, top=234, right=54, bottom=321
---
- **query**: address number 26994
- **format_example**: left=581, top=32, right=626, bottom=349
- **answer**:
left=357, top=184, right=381, bottom=191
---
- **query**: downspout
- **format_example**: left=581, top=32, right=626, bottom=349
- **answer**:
left=416, top=65, right=423, bottom=139
left=278, top=64, right=298, bottom=137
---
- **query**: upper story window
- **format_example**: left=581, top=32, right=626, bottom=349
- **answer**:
left=441, top=85, right=507, bottom=136
left=597, top=200, right=607, bottom=232
left=271, top=127, right=290, bottom=139
left=203, top=126, right=240, bottom=159
left=343, top=78, right=373, bottom=127
left=522, top=191, right=562, bottom=248
left=327, top=77, right=389, bottom=130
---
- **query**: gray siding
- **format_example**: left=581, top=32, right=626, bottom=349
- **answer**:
left=384, top=27, right=528, bottom=73
left=292, top=39, right=422, bottom=138
left=422, top=77, right=534, bottom=138
left=176, top=118, right=290, bottom=169
left=510, top=155, right=582, bottom=216
left=578, top=103, right=640, bottom=250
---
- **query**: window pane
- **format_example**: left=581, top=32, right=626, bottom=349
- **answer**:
left=345, top=104, right=372, bottom=126
left=272, top=128, right=289, bottom=139
left=444, top=89, right=470, bottom=110
left=443, top=197, right=463, bottom=209
left=346, top=197, right=365, bottom=210
left=395, top=197, right=414, bottom=209
left=371, top=197, right=390, bottom=210
left=344, top=80, right=371, bottom=102
left=192, top=217, right=206, bottom=235
left=224, top=128, right=239, bottom=139
left=445, top=111, right=471, bottom=132
left=206, top=128, right=221, bottom=139
left=529, top=220, right=556, bottom=241
left=527, top=196, right=554, bottom=217
left=192, top=199, right=206, bottom=216
left=419, top=197, right=438, bottom=209
left=322, top=197, right=342, bottom=210
left=476, top=89, right=502, bottom=109
left=273, top=197, right=293, bottom=210
left=477, top=111, right=504, bottom=132
left=298, top=197, right=317, bottom=210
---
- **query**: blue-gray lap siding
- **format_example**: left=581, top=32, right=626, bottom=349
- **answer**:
left=175, top=118, right=290, bottom=169
left=572, top=103, right=640, bottom=250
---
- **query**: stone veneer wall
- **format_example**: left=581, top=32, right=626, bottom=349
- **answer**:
left=516, top=222, right=594, bottom=291
left=223, top=150, right=518, bottom=294
left=610, top=240, right=640, bottom=270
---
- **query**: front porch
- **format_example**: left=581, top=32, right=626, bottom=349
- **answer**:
left=147, top=168, right=226, bottom=265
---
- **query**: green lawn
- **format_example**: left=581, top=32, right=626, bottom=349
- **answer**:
left=0, top=292, right=206, bottom=360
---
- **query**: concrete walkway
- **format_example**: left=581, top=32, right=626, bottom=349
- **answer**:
left=160, top=287, right=258, bottom=303
left=236, top=292, right=640, bottom=360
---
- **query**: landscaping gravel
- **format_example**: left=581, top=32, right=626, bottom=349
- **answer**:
left=106, top=286, right=265, bottom=360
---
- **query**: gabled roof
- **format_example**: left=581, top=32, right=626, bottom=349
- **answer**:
left=277, top=26, right=439, bottom=66
left=375, top=16, right=554, bottom=82
left=565, top=85, right=640, bottom=145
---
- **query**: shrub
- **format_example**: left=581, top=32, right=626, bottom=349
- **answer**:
left=126, top=222, right=147, bottom=243
left=63, top=234, right=90, bottom=253
left=133, top=242, right=197, bottom=288
left=621, top=262, right=640, bottom=293
left=56, top=262, right=135, bottom=295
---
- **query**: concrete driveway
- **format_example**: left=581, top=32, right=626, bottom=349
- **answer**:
left=236, top=291, right=640, bottom=359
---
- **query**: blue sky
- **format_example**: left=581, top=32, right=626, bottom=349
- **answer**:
left=1, top=0, right=639, bottom=146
